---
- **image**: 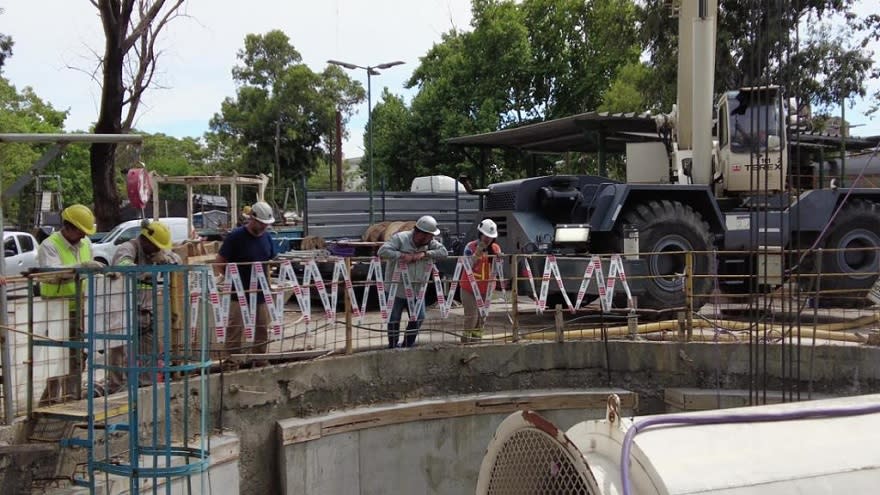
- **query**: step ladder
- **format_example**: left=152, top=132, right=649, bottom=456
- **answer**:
left=33, top=175, right=63, bottom=227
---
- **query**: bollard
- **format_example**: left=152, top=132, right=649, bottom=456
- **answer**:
left=554, top=304, right=564, bottom=343
left=627, top=310, right=638, bottom=340
left=510, top=255, right=520, bottom=342
left=685, top=251, right=694, bottom=341
left=344, top=257, right=353, bottom=354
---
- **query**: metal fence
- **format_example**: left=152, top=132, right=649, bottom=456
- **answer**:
left=3, top=249, right=880, bottom=422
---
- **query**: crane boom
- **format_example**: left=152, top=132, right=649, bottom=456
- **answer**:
left=671, top=0, right=717, bottom=185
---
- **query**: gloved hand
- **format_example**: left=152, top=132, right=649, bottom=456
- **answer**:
left=213, top=274, right=225, bottom=287
left=79, top=260, right=104, bottom=270
left=150, top=251, right=182, bottom=265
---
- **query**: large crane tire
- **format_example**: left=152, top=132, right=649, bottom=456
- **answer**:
left=621, top=200, right=714, bottom=310
left=819, top=199, right=880, bottom=307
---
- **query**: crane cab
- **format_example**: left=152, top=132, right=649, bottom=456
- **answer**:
left=716, top=86, right=788, bottom=195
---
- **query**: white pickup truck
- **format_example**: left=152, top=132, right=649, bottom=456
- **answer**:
left=2, top=230, right=39, bottom=276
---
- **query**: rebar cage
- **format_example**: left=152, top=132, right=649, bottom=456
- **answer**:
left=27, top=264, right=213, bottom=493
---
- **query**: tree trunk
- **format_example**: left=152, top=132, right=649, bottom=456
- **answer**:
left=90, top=6, right=126, bottom=232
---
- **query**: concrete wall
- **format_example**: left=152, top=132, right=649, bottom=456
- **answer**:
left=203, top=341, right=880, bottom=494
left=277, top=390, right=636, bottom=494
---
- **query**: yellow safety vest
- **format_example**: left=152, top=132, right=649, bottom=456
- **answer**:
left=40, top=232, right=91, bottom=298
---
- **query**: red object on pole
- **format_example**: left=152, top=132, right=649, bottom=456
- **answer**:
left=126, top=167, right=151, bottom=209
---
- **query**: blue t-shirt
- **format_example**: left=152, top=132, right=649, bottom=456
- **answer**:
left=219, top=226, right=277, bottom=301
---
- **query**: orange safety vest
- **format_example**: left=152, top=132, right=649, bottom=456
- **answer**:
left=40, top=232, right=91, bottom=298
left=460, top=240, right=501, bottom=295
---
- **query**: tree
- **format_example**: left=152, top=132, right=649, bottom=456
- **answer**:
left=367, top=90, right=418, bottom=191
left=638, top=0, right=878, bottom=114
left=368, top=0, right=641, bottom=187
left=0, top=8, right=13, bottom=73
left=0, top=77, right=69, bottom=223
left=598, top=61, right=654, bottom=114
left=90, top=0, right=186, bottom=231
left=208, top=30, right=364, bottom=207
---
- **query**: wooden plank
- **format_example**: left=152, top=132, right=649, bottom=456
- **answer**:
left=186, top=254, right=218, bottom=265
left=229, top=350, right=330, bottom=362
left=33, top=394, right=129, bottom=421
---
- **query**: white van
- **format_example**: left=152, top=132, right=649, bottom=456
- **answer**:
left=3, top=230, right=39, bottom=275
left=92, top=217, right=190, bottom=265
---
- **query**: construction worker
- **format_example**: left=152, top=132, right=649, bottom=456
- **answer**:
left=459, top=219, right=502, bottom=343
left=215, top=201, right=277, bottom=368
left=37, top=204, right=99, bottom=398
left=378, top=215, right=448, bottom=348
left=37, top=204, right=100, bottom=296
left=106, top=220, right=181, bottom=392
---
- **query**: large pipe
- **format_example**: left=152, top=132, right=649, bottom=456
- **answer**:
left=508, top=314, right=875, bottom=344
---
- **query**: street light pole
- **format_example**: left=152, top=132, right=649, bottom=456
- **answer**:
left=367, top=70, right=374, bottom=223
left=327, top=59, right=405, bottom=225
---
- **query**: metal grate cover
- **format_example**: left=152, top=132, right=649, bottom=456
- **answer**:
left=484, top=428, right=594, bottom=495
left=487, top=191, right=517, bottom=211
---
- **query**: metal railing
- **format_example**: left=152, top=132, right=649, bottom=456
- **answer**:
left=2, top=248, right=879, bottom=420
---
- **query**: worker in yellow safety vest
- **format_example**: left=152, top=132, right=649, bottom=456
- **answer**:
left=37, top=204, right=100, bottom=297
left=106, top=220, right=181, bottom=392
left=36, top=204, right=99, bottom=396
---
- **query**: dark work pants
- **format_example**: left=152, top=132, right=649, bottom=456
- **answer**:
left=387, top=296, right=426, bottom=348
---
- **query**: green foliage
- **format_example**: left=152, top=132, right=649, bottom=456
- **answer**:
left=141, top=133, right=209, bottom=176
left=366, top=0, right=642, bottom=188
left=599, top=62, right=654, bottom=113
left=369, top=90, right=418, bottom=191
left=0, top=77, right=68, bottom=222
left=306, top=155, right=334, bottom=191
left=638, top=0, right=878, bottom=113
left=0, top=8, right=12, bottom=73
left=208, top=30, right=365, bottom=205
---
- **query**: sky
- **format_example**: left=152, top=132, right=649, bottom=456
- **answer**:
left=2, top=0, right=879, bottom=162
left=2, top=0, right=474, bottom=158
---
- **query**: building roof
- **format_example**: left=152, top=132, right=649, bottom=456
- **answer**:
left=445, top=111, right=660, bottom=154
left=446, top=112, right=880, bottom=154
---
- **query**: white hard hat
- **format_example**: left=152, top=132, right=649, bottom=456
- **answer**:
left=415, top=215, right=440, bottom=235
left=251, top=201, right=275, bottom=224
left=477, top=218, right=498, bottom=238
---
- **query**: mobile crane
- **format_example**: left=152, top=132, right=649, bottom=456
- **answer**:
left=449, top=0, right=880, bottom=310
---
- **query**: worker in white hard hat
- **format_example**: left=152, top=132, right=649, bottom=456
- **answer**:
left=214, top=201, right=278, bottom=368
left=459, top=218, right=503, bottom=343
left=377, top=215, right=448, bottom=348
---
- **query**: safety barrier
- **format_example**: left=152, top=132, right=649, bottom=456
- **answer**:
left=3, top=247, right=880, bottom=421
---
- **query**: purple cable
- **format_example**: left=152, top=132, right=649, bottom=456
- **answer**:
left=619, top=401, right=880, bottom=495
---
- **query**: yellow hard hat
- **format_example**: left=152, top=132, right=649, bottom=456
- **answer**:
left=61, top=204, right=96, bottom=235
left=242, top=205, right=252, bottom=216
left=141, top=221, right=173, bottom=250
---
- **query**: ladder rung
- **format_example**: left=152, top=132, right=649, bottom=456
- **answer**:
left=60, top=438, right=90, bottom=448
left=72, top=477, right=91, bottom=487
